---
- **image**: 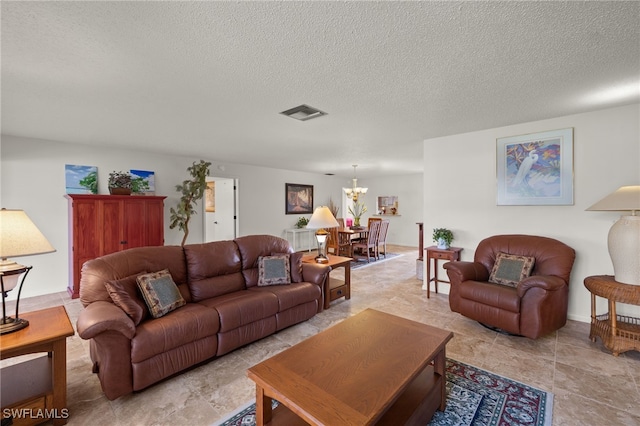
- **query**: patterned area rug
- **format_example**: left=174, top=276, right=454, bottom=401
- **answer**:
left=214, top=358, right=553, bottom=426
left=350, top=252, right=401, bottom=270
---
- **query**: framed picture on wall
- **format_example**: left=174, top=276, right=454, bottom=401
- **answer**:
left=496, top=128, right=574, bottom=206
left=285, top=183, right=313, bottom=214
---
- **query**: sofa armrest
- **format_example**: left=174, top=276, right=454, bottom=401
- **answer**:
left=301, top=262, right=331, bottom=287
left=77, top=301, right=136, bottom=340
left=443, top=261, right=489, bottom=284
left=517, top=275, right=566, bottom=297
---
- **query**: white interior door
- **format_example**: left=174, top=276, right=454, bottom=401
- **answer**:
left=204, top=177, right=237, bottom=242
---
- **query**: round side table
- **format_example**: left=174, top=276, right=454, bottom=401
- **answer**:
left=583, top=275, right=640, bottom=356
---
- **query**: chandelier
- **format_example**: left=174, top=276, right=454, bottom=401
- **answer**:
left=343, top=165, right=368, bottom=202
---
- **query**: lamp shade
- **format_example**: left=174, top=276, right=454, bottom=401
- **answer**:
left=586, top=185, right=640, bottom=214
left=306, top=206, right=339, bottom=229
left=0, top=209, right=56, bottom=261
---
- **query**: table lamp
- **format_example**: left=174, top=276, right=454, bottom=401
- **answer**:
left=306, top=206, right=339, bottom=263
left=586, top=185, right=640, bottom=285
left=0, top=208, right=56, bottom=334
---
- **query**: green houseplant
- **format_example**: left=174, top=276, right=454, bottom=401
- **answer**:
left=169, top=160, right=211, bottom=246
left=295, top=216, right=309, bottom=229
left=432, top=228, right=454, bottom=249
left=108, top=171, right=132, bottom=195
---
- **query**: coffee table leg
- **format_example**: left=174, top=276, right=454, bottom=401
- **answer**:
left=255, top=385, right=272, bottom=426
left=434, top=349, right=447, bottom=411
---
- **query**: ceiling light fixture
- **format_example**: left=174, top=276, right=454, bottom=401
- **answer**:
left=343, top=165, right=368, bottom=202
left=280, top=104, right=327, bottom=121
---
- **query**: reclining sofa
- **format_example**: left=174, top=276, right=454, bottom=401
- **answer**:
left=443, top=234, right=575, bottom=339
left=76, top=235, right=330, bottom=400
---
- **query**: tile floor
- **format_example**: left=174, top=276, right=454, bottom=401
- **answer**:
left=3, top=244, right=639, bottom=425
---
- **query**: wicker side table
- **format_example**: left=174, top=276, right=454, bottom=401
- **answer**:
left=584, top=275, right=640, bottom=356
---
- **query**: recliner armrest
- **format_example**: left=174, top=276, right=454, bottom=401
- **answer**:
left=77, top=301, right=136, bottom=340
left=301, top=262, right=331, bottom=287
left=517, top=275, right=566, bottom=297
left=443, top=261, right=489, bottom=284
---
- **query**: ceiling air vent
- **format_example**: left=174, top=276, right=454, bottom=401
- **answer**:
left=280, top=104, right=327, bottom=121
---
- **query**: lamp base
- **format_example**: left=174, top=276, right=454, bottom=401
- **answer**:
left=315, top=255, right=329, bottom=263
left=608, top=215, right=640, bottom=285
left=0, top=317, right=29, bottom=335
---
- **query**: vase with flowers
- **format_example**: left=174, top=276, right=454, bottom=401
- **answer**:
left=348, top=201, right=367, bottom=229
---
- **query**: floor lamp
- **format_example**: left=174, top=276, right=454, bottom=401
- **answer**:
left=306, top=206, right=339, bottom=263
left=587, top=185, right=640, bottom=285
left=0, top=208, right=56, bottom=334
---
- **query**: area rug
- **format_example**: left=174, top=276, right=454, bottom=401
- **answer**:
left=350, top=252, right=402, bottom=270
left=213, top=358, right=553, bottom=426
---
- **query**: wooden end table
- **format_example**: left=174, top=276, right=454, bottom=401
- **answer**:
left=247, top=309, right=454, bottom=426
left=423, top=246, right=463, bottom=298
left=302, top=254, right=351, bottom=309
left=584, top=275, right=640, bottom=356
left=1, top=306, right=74, bottom=425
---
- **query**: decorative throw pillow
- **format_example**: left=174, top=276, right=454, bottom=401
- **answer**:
left=489, top=252, right=535, bottom=287
left=258, top=255, right=291, bottom=286
left=137, top=269, right=186, bottom=318
left=272, top=252, right=303, bottom=283
left=105, top=272, right=149, bottom=325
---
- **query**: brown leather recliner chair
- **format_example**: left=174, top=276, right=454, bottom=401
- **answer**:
left=443, top=234, right=576, bottom=339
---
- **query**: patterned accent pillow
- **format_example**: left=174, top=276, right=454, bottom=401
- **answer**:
left=258, top=255, right=291, bottom=286
left=105, top=272, right=149, bottom=325
left=272, top=252, right=303, bottom=283
left=488, top=252, right=535, bottom=287
left=137, top=269, right=186, bottom=318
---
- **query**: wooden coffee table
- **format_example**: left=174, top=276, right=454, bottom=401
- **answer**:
left=302, top=254, right=352, bottom=309
left=247, top=309, right=453, bottom=425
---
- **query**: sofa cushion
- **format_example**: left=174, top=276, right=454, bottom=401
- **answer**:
left=459, top=280, right=521, bottom=313
left=184, top=241, right=245, bottom=301
left=197, top=290, right=279, bottom=333
left=131, top=303, right=220, bottom=363
left=137, top=270, right=186, bottom=318
left=258, top=255, right=291, bottom=286
left=235, top=235, right=293, bottom=287
left=489, top=252, right=535, bottom=287
left=250, top=282, right=321, bottom=311
left=105, top=272, right=149, bottom=325
left=273, top=252, right=303, bottom=283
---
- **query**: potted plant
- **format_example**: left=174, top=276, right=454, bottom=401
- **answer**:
left=169, top=160, right=211, bottom=246
left=295, top=216, right=309, bottom=229
left=108, top=171, right=133, bottom=195
left=432, top=228, right=454, bottom=249
left=348, top=201, right=367, bottom=228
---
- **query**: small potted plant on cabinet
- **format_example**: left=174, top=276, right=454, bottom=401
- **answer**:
left=432, top=228, right=454, bottom=250
left=108, top=171, right=133, bottom=195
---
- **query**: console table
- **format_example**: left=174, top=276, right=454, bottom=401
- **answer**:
left=584, top=275, right=640, bottom=356
left=284, top=228, right=314, bottom=252
left=1, top=306, right=74, bottom=425
left=423, top=246, right=463, bottom=298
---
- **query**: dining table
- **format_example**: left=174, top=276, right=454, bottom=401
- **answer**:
left=338, top=227, right=369, bottom=241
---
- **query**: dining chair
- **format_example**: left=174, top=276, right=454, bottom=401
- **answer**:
left=376, top=220, right=390, bottom=259
left=354, top=217, right=381, bottom=243
left=328, top=226, right=351, bottom=257
left=336, top=218, right=345, bottom=228
left=352, top=220, right=381, bottom=263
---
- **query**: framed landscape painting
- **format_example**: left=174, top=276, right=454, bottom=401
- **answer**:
left=130, top=169, right=155, bottom=195
left=65, top=164, right=98, bottom=194
left=496, top=128, right=574, bottom=206
left=285, top=183, right=313, bottom=214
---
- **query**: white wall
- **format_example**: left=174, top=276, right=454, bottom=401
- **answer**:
left=1, top=135, right=423, bottom=299
left=423, top=103, right=640, bottom=323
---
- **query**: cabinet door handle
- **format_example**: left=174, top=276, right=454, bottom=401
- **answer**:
left=120, top=240, right=127, bottom=244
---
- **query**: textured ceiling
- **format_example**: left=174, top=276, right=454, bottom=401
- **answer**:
left=2, top=1, right=639, bottom=178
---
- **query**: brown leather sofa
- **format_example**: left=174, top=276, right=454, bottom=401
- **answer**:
left=76, top=235, right=330, bottom=400
left=443, top=234, right=576, bottom=339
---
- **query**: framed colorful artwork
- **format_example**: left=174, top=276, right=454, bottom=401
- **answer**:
left=285, top=183, right=313, bottom=214
left=205, top=181, right=215, bottom=212
left=65, top=164, right=98, bottom=194
left=496, top=128, right=574, bottom=206
left=130, top=170, right=155, bottom=195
